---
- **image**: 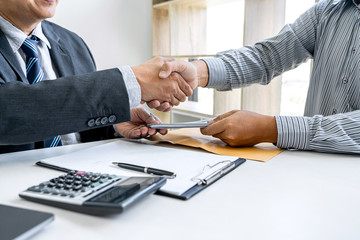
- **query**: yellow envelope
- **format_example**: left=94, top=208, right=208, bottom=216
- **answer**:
left=149, top=128, right=284, bottom=162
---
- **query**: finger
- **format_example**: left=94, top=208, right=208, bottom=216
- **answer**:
left=155, top=105, right=172, bottom=112
left=213, top=110, right=238, bottom=122
left=120, top=126, right=142, bottom=139
left=146, top=100, right=161, bottom=109
left=200, top=120, right=227, bottom=136
left=169, top=91, right=181, bottom=106
left=131, top=129, right=142, bottom=138
left=137, top=108, right=158, bottom=124
left=146, top=127, right=157, bottom=136
left=154, top=102, right=171, bottom=112
left=171, top=72, right=193, bottom=96
left=159, top=129, right=168, bottom=135
left=139, top=126, right=150, bottom=138
left=164, top=105, right=173, bottom=112
left=169, top=75, right=190, bottom=104
left=159, top=61, right=187, bottom=79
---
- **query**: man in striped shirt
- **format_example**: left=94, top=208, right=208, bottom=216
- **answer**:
left=157, top=0, right=360, bottom=154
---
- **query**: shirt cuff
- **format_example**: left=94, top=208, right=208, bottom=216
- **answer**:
left=118, top=66, right=141, bottom=109
left=202, top=58, right=228, bottom=90
left=275, top=115, right=310, bottom=150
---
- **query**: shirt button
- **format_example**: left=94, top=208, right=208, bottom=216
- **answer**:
left=352, top=47, right=356, bottom=52
left=332, top=109, right=337, bottom=114
left=95, top=117, right=102, bottom=126
left=101, top=117, right=109, bottom=125
left=109, top=115, right=117, bottom=123
left=87, top=119, right=95, bottom=127
left=342, top=78, right=348, bottom=84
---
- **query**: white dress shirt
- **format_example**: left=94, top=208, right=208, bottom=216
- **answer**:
left=0, top=16, right=141, bottom=145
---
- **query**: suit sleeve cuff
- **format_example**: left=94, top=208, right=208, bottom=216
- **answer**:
left=118, top=66, right=141, bottom=109
left=275, top=115, right=310, bottom=150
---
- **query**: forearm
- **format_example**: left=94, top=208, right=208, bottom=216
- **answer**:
left=201, top=2, right=321, bottom=91
left=275, top=110, right=360, bottom=154
left=0, top=69, right=130, bottom=145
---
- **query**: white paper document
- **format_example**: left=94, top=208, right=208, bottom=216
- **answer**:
left=38, top=139, right=239, bottom=196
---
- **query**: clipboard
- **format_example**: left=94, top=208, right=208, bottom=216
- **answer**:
left=35, top=139, right=246, bottom=200
left=156, top=158, right=245, bottom=200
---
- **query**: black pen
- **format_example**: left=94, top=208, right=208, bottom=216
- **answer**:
left=112, top=162, right=176, bottom=179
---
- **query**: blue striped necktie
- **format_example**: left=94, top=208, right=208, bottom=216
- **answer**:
left=21, top=36, right=62, bottom=148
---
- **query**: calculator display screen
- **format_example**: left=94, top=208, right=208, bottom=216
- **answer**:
left=86, top=177, right=162, bottom=204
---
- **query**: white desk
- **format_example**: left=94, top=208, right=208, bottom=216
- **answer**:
left=1, top=140, right=360, bottom=240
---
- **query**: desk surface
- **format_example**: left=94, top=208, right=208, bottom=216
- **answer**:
left=1, top=140, right=360, bottom=240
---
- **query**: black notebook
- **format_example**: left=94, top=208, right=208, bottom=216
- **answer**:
left=0, top=204, right=54, bottom=240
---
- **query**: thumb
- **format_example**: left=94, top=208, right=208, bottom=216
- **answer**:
left=136, top=108, right=159, bottom=124
left=213, top=110, right=238, bottom=122
left=159, top=60, right=188, bottom=79
left=159, top=61, right=174, bottom=79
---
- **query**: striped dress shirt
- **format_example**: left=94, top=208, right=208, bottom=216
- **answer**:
left=203, top=0, right=360, bottom=153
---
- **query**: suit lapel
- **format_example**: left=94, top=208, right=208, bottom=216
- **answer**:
left=0, top=29, right=28, bottom=83
left=41, top=21, right=75, bottom=77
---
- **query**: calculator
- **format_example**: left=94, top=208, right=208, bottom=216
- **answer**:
left=19, top=170, right=166, bottom=215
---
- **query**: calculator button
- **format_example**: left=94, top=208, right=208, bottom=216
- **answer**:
left=59, top=191, right=68, bottom=196
left=42, top=188, right=51, bottom=194
left=82, top=181, right=91, bottom=186
left=74, top=180, right=82, bottom=185
left=91, top=176, right=100, bottom=182
left=69, top=192, right=80, bottom=198
left=91, top=182, right=101, bottom=188
left=76, top=171, right=86, bottom=176
left=57, top=178, right=65, bottom=184
left=39, top=182, right=47, bottom=186
left=27, top=186, right=42, bottom=192
left=81, top=187, right=91, bottom=192
left=50, top=178, right=58, bottom=183
left=65, top=179, right=73, bottom=184
left=73, top=185, right=83, bottom=191
left=99, top=178, right=108, bottom=184
left=51, top=189, right=60, bottom=195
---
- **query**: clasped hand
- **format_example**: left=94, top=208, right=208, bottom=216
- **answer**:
left=115, top=57, right=198, bottom=139
left=131, top=57, right=198, bottom=112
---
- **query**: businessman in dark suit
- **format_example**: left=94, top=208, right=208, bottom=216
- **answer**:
left=0, top=0, right=191, bottom=153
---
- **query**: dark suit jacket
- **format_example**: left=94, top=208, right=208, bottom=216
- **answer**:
left=0, top=20, right=130, bottom=153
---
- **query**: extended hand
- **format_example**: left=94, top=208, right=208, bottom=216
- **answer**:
left=132, top=57, right=193, bottom=110
left=200, top=110, right=278, bottom=147
left=146, top=59, right=209, bottom=111
left=114, top=108, right=167, bottom=139
left=159, top=59, right=199, bottom=90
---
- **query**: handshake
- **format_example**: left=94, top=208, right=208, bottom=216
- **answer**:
left=131, top=56, right=206, bottom=112
left=115, top=57, right=206, bottom=139
left=115, top=56, right=278, bottom=148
